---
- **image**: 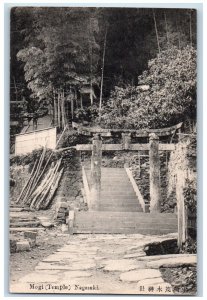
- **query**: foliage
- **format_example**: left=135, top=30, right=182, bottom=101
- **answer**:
left=183, top=179, right=197, bottom=213
left=74, top=105, right=99, bottom=123
left=99, top=46, right=196, bottom=129
left=11, top=8, right=196, bottom=122
left=180, top=237, right=197, bottom=254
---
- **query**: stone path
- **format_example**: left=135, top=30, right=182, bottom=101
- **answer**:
left=10, top=233, right=195, bottom=295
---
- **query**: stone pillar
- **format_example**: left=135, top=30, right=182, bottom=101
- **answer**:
left=90, top=134, right=102, bottom=209
left=122, top=133, right=131, bottom=150
left=149, top=133, right=161, bottom=212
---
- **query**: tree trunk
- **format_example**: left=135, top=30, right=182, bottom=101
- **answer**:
left=53, top=90, right=58, bottom=126
left=61, top=90, right=65, bottom=128
left=75, top=89, right=78, bottom=109
left=164, top=12, right=170, bottom=47
left=153, top=9, right=160, bottom=54
left=13, top=77, right=18, bottom=101
left=176, top=19, right=181, bottom=49
left=89, top=19, right=93, bottom=105
left=63, top=90, right=66, bottom=127
left=99, top=27, right=107, bottom=119
left=189, top=10, right=192, bottom=47
left=80, top=94, right=83, bottom=109
left=71, top=99, right=74, bottom=120
left=57, top=90, right=61, bottom=128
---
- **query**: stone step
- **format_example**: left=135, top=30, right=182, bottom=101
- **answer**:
left=101, top=169, right=127, bottom=171
left=99, top=198, right=139, bottom=203
left=74, top=223, right=177, bottom=230
left=75, top=218, right=177, bottom=226
left=75, top=211, right=177, bottom=219
left=98, top=198, right=141, bottom=202
left=10, top=227, right=43, bottom=233
left=96, top=207, right=142, bottom=212
left=100, top=176, right=128, bottom=178
left=97, top=204, right=142, bottom=209
left=10, top=217, right=37, bottom=223
left=10, top=207, right=26, bottom=212
left=73, top=228, right=177, bottom=234
left=101, top=185, right=132, bottom=188
left=100, top=191, right=136, bottom=194
left=101, top=177, right=130, bottom=180
left=73, top=211, right=177, bottom=234
left=10, top=212, right=34, bottom=217
left=101, top=174, right=127, bottom=177
left=100, top=197, right=137, bottom=200
left=100, top=187, right=135, bottom=191
left=10, top=221, right=40, bottom=228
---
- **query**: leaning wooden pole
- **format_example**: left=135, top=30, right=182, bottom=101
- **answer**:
left=30, top=125, right=68, bottom=193
left=16, top=160, right=38, bottom=204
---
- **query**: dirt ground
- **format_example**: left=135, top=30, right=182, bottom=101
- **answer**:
left=10, top=225, right=70, bottom=284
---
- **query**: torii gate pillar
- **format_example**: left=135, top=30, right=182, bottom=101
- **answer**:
left=149, top=133, right=161, bottom=212
left=90, top=134, right=102, bottom=209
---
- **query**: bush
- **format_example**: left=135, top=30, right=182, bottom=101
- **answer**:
left=74, top=104, right=99, bottom=123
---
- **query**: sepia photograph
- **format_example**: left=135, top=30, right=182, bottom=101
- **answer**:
left=9, top=6, right=197, bottom=295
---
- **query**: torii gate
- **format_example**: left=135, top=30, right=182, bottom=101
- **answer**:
left=76, top=132, right=176, bottom=213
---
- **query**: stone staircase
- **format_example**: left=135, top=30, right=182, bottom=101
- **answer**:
left=72, top=167, right=177, bottom=235
left=98, top=167, right=143, bottom=212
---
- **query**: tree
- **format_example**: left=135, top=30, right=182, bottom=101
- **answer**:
left=15, top=7, right=101, bottom=127
left=100, top=46, right=196, bottom=129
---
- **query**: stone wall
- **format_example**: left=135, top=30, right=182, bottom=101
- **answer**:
left=54, top=150, right=86, bottom=223
left=10, top=165, right=30, bottom=204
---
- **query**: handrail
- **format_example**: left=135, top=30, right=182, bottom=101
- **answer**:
left=125, top=167, right=146, bottom=213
